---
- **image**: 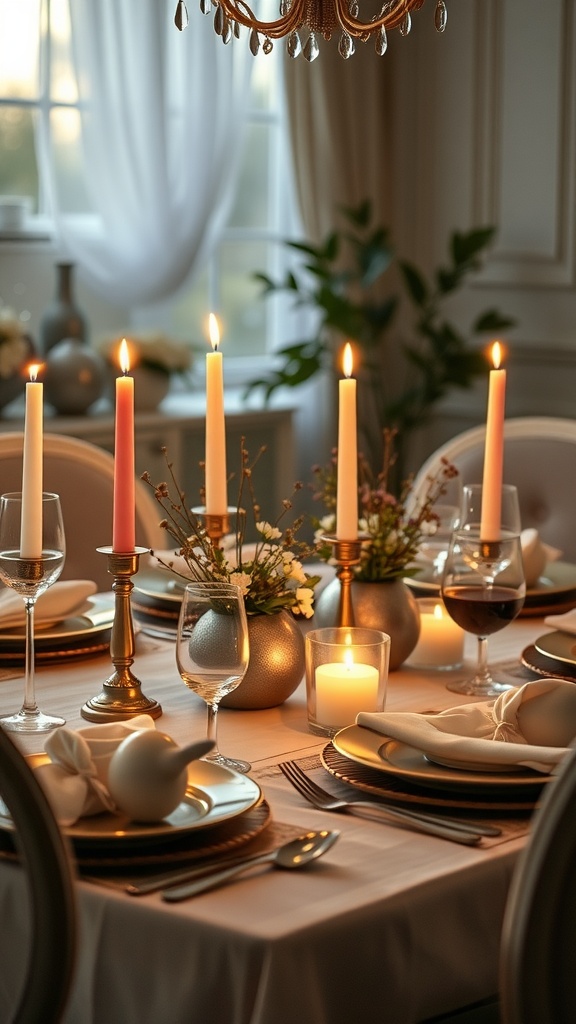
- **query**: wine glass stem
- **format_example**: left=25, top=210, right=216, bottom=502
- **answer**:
left=476, top=635, right=492, bottom=687
left=206, top=703, right=221, bottom=759
left=23, top=596, right=39, bottom=716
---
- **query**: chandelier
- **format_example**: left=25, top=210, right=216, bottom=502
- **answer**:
left=174, top=0, right=447, bottom=61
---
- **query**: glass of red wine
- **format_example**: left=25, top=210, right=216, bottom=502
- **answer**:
left=441, top=484, right=526, bottom=697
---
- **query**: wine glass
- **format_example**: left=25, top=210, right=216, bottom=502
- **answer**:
left=441, top=484, right=526, bottom=697
left=0, top=492, right=66, bottom=732
left=417, top=473, right=464, bottom=583
left=176, top=581, right=251, bottom=774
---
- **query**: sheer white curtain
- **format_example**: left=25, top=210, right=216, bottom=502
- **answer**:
left=38, top=0, right=253, bottom=306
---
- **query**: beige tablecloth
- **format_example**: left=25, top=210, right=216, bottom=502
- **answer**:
left=0, top=612, right=545, bottom=1024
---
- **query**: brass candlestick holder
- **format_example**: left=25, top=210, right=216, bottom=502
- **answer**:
left=192, top=507, right=233, bottom=546
left=321, top=533, right=365, bottom=627
left=81, top=546, right=162, bottom=722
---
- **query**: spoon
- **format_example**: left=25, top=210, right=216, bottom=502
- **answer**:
left=162, top=830, right=340, bottom=902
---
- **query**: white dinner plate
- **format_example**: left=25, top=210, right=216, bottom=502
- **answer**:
left=332, top=724, right=551, bottom=793
left=0, top=756, right=261, bottom=848
left=0, top=594, right=115, bottom=662
left=405, top=560, right=576, bottom=612
left=534, top=630, right=576, bottom=667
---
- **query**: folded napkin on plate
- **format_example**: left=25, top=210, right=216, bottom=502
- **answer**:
left=34, top=714, right=156, bottom=826
left=521, top=528, right=562, bottom=588
left=0, top=579, right=98, bottom=630
left=543, top=607, right=576, bottom=635
left=357, top=679, right=576, bottom=773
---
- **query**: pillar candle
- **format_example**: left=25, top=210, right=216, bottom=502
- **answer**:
left=112, top=339, right=135, bottom=552
left=336, top=343, right=358, bottom=540
left=408, top=599, right=464, bottom=669
left=20, top=364, right=43, bottom=558
left=481, top=341, right=507, bottom=540
left=315, top=652, right=379, bottom=729
left=205, top=313, right=227, bottom=515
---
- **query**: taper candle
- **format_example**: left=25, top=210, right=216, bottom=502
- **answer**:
left=336, top=343, right=358, bottom=540
left=112, top=339, right=135, bottom=553
left=205, top=313, right=227, bottom=515
left=20, top=363, right=43, bottom=558
left=481, top=341, right=507, bottom=540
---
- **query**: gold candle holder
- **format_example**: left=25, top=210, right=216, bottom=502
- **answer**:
left=192, top=507, right=232, bottom=546
left=81, top=546, right=162, bottom=722
left=321, top=533, right=365, bottom=628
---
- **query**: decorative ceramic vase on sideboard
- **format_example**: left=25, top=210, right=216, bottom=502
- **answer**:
left=39, top=262, right=88, bottom=354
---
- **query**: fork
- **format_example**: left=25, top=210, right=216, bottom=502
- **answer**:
left=279, top=761, right=501, bottom=846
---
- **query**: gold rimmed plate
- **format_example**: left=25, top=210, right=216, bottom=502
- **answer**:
left=0, top=594, right=114, bottom=664
left=405, top=561, right=576, bottom=615
left=0, top=756, right=262, bottom=852
left=331, top=724, right=551, bottom=795
left=534, top=631, right=576, bottom=666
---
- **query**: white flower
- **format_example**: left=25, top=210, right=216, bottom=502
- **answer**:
left=295, top=588, right=314, bottom=618
left=314, top=514, right=335, bottom=545
left=256, top=521, right=282, bottom=541
left=229, top=571, right=251, bottom=596
left=284, top=558, right=307, bottom=584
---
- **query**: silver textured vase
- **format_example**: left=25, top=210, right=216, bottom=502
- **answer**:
left=314, top=578, right=421, bottom=671
left=220, top=610, right=305, bottom=710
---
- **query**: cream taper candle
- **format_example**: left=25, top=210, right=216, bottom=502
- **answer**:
left=336, top=343, right=358, bottom=540
left=20, top=364, right=43, bottom=558
left=205, top=313, right=227, bottom=516
left=481, top=341, right=507, bottom=540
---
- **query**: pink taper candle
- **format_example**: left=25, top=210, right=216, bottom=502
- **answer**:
left=20, top=364, right=43, bottom=558
left=205, top=314, right=228, bottom=515
left=481, top=341, right=507, bottom=540
left=336, top=343, right=358, bottom=540
left=112, top=339, right=135, bottom=552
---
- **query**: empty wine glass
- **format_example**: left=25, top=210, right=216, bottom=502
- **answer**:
left=0, top=492, right=66, bottom=732
left=441, top=484, right=526, bottom=697
left=176, top=581, right=251, bottom=774
left=417, top=473, right=464, bottom=584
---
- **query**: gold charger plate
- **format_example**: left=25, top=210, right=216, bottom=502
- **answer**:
left=331, top=724, right=550, bottom=796
left=405, top=560, right=576, bottom=616
left=0, top=594, right=114, bottom=664
left=321, top=743, right=541, bottom=812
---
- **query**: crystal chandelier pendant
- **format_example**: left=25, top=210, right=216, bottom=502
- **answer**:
left=375, top=24, right=388, bottom=56
left=435, top=0, right=447, bottom=32
left=303, top=31, right=320, bottom=62
left=174, top=0, right=189, bottom=29
left=287, top=31, right=302, bottom=57
left=338, top=32, right=355, bottom=59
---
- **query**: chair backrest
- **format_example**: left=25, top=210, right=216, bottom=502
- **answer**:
left=0, top=725, right=76, bottom=1024
left=0, top=432, right=165, bottom=590
left=499, top=741, right=576, bottom=1024
left=411, top=417, right=576, bottom=561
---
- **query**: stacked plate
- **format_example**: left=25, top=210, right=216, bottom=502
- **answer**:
left=522, top=631, right=576, bottom=682
left=322, top=724, right=551, bottom=813
left=405, top=560, right=576, bottom=617
left=0, top=594, right=115, bottom=666
left=0, top=756, right=269, bottom=871
left=131, top=570, right=185, bottom=639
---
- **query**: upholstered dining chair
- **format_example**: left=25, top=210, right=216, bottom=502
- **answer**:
left=499, top=740, right=576, bottom=1023
left=0, top=725, right=76, bottom=1023
left=411, top=417, right=576, bottom=562
left=0, top=432, right=165, bottom=590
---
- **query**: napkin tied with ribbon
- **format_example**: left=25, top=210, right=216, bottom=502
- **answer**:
left=35, top=715, right=156, bottom=826
left=0, top=579, right=98, bottom=630
left=357, top=680, right=576, bottom=774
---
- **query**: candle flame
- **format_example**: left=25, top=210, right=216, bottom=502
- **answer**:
left=119, top=338, right=130, bottom=374
left=28, top=363, right=42, bottom=382
left=490, top=340, right=503, bottom=370
left=433, top=603, right=444, bottom=621
left=208, top=313, right=220, bottom=352
left=342, top=342, right=354, bottom=379
left=344, top=649, right=355, bottom=670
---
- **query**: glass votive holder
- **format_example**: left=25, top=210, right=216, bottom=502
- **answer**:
left=407, top=597, right=465, bottom=670
left=305, top=627, right=390, bottom=738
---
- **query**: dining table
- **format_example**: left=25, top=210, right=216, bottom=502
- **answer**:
left=0, top=588, right=560, bottom=1024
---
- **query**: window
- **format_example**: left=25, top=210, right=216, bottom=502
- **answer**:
left=0, top=0, right=302, bottom=364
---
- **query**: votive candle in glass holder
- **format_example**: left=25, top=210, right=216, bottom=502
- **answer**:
left=306, top=627, right=390, bottom=738
left=407, top=598, right=465, bottom=670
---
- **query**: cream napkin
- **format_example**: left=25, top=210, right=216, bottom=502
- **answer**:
left=34, top=715, right=156, bottom=826
left=543, top=608, right=576, bottom=635
left=521, top=528, right=562, bottom=588
left=0, top=579, right=98, bottom=630
left=357, top=680, right=576, bottom=773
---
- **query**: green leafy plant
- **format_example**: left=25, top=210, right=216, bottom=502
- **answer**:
left=247, top=201, right=515, bottom=487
